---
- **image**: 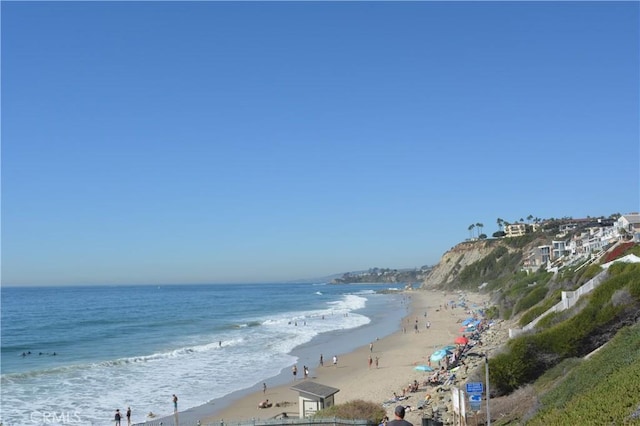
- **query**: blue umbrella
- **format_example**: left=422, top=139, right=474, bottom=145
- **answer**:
left=414, top=365, right=434, bottom=372
left=462, top=318, right=475, bottom=326
left=430, top=349, right=449, bottom=363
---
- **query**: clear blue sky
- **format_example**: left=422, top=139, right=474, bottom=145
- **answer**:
left=2, top=2, right=639, bottom=286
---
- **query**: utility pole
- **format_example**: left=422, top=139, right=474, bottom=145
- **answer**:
left=485, top=353, right=491, bottom=426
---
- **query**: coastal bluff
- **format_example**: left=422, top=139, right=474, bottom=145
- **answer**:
left=421, top=240, right=506, bottom=289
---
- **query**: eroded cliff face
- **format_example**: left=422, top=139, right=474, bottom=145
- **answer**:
left=421, top=240, right=496, bottom=289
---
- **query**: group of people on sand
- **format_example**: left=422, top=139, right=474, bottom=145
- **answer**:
left=292, top=364, right=310, bottom=380
left=403, top=380, right=419, bottom=394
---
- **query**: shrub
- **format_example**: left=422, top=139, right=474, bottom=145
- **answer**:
left=485, top=306, right=500, bottom=319
left=313, top=400, right=385, bottom=424
left=535, top=310, right=560, bottom=330
left=513, top=285, right=548, bottom=316
left=576, top=264, right=602, bottom=285
left=627, top=243, right=640, bottom=257
left=518, top=291, right=561, bottom=327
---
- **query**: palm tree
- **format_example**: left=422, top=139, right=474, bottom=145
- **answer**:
left=468, top=224, right=475, bottom=239
left=476, top=222, right=484, bottom=238
left=527, top=215, right=534, bottom=223
left=496, top=218, right=504, bottom=231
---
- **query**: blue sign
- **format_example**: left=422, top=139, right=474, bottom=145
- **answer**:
left=469, top=394, right=482, bottom=411
left=466, top=382, right=483, bottom=394
left=469, top=394, right=482, bottom=403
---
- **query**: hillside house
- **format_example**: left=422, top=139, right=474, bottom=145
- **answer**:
left=617, top=213, right=640, bottom=241
left=504, top=223, right=527, bottom=238
left=523, top=245, right=552, bottom=272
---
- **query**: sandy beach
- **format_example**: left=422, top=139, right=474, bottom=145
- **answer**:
left=193, top=288, right=507, bottom=426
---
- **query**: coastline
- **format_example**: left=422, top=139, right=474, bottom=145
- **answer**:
left=139, top=287, right=408, bottom=425
left=147, top=288, right=500, bottom=426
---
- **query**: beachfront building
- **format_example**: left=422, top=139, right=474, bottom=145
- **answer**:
left=290, top=381, right=339, bottom=419
left=617, top=213, right=640, bottom=241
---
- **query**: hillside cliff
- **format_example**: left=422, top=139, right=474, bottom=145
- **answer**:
left=421, top=240, right=498, bottom=289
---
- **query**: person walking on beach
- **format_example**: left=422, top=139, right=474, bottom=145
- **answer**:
left=304, top=365, right=309, bottom=379
left=292, top=365, right=298, bottom=380
left=387, top=406, right=412, bottom=426
left=126, top=407, right=131, bottom=426
left=375, top=356, right=379, bottom=368
left=319, top=354, right=324, bottom=366
left=333, top=355, right=338, bottom=366
left=114, top=409, right=122, bottom=426
left=172, top=394, right=178, bottom=412
left=263, top=382, right=267, bottom=393
left=368, top=355, right=373, bottom=369
left=370, top=342, right=373, bottom=352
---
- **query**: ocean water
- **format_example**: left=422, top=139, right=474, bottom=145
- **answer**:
left=1, top=283, right=407, bottom=426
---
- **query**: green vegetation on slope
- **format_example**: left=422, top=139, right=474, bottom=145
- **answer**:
left=527, top=323, right=640, bottom=425
left=489, top=262, right=640, bottom=395
left=517, top=289, right=561, bottom=327
left=455, top=245, right=524, bottom=290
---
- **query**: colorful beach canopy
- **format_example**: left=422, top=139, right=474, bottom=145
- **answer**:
left=414, top=365, right=434, bottom=372
left=454, top=336, right=469, bottom=345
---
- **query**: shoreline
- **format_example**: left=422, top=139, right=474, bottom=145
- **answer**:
left=206, top=289, right=492, bottom=426
left=147, top=288, right=500, bottom=426
left=140, top=288, right=409, bottom=426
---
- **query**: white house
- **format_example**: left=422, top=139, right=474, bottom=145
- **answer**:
left=617, top=213, right=640, bottom=241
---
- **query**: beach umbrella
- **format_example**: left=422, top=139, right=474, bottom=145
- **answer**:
left=430, top=349, right=450, bottom=363
left=414, top=365, right=434, bottom=372
left=454, top=336, right=469, bottom=345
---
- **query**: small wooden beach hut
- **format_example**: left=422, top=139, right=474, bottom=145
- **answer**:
left=290, top=381, right=340, bottom=418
